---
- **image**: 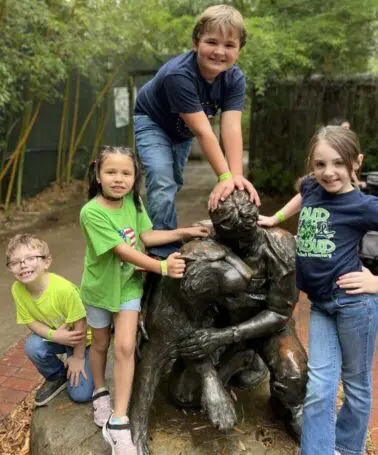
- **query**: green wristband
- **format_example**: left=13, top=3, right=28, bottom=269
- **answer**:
left=275, top=210, right=286, bottom=223
left=218, top=171, right=233, bottom=182
left=160, top=260, right=168, bottom=276
left=47, top=328, right=55, bottom=341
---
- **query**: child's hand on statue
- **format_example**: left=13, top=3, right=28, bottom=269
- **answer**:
left=166, top=252, right=186, bottom=278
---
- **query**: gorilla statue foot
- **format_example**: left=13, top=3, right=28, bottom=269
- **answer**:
left=269, top=396, right=303, bottom=443
left=285, top=404, right=303, bottom=443
left=169, top=361, right=201, bottom=408
left=230, top=354, right=269, bottom=390
left=202, top=376, right=237, bottom=431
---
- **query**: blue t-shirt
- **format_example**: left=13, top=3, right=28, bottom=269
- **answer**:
left=134, top=51, right=245, bottom=142
left=296, top=177, right=378, bottom=301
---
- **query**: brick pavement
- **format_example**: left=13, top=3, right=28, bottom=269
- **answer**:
left=0, top=338, right=42, bottom=421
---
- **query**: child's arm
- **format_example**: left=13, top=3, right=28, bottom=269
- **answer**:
left=140, top=226, right=208, bottom=247
left=257, top=193, right=303, bottom=228
left=180, top=112, right=230, bottom=176
left=27, top=321, right=85, bottom=346
left=180, top=112, right=236, bottom=210
left=221, top=111, right=260, bottom=205
left=114, top=244, right=185, bottom=278
left=337, top=267, right=378, bottom=294
left=65, top=318, right=88, bottom=387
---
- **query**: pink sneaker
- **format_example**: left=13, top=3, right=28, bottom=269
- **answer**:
left=102, top=415, right=137, bottom=455
left=92, top=389, right=112, bottom=427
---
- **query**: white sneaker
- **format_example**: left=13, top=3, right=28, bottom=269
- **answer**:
left=102, top=414, right=137, bottom=455
left=92, top=389, right=112, bottom=427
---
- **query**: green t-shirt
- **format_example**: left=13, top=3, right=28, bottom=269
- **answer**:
left=12, top=273, right=91, bottom=346
left=79, top=194, right=153, bottom=312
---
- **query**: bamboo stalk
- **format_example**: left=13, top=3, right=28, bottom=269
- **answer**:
left=0, top=99, right=43, bottom=184
left=127, top=74, right=135, bottom=149
left=85, top=100, right=108, bottom=180
left=66, top=67, right=119, bottom=181
left=5, top=152, right=20, bottom=209
left=66, top=71, right=81, bottom=182
left=57, top=76, right=71, bottom=184
left=0, top=0, right=7, bottom=24
left=16, top=96, right=33, bottom=207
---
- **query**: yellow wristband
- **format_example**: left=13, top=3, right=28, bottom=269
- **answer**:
left=47, top=328, right=55, bottom=341
left=275, top=210, right=286, bottom=223
left=160, top=260, right=168, bottom=276
left=218, top=171, right=233, bottom=182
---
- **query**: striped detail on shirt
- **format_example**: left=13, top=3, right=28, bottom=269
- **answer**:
left=119, top=227, right=136, bottom=248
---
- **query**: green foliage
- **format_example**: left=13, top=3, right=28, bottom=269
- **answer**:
left=249, top=158, right=297, bottom=195
left=240, top=0, right=377, bottom=93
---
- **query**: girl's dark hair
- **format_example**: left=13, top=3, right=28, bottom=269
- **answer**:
left=88, top=146, right=142, bottom=211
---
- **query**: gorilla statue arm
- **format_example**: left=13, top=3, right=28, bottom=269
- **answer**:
left=179, top=269, right=296, bottom=359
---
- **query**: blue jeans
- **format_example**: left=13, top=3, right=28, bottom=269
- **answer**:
left=300, top=291, right=378, bottom=455
left=24, top=334, right=94, bottom=403
left=134, top=114, right=193, bottom=257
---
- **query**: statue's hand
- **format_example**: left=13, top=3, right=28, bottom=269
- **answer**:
left=179, top=328, right=231, bottom=359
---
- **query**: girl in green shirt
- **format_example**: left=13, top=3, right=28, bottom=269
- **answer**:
left=80, top=146, right=208, bottom=455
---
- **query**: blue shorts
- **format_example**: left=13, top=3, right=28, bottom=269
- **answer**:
left=86, top=299, right=141, bottom=329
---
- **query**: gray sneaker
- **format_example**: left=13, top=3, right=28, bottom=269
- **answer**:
left=93, top=389, right=112, bottom=427
left=102, top=415, right=137, bottom=455
left=35, top=377, right=67, bottom=406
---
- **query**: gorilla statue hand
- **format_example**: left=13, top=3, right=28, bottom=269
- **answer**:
left=178, top=328, right=233, bottom=359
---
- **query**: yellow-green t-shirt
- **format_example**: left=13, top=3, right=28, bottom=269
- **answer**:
left=79, top=194, right=153, bottom=312
left=12, top=273, right=91, bottom=346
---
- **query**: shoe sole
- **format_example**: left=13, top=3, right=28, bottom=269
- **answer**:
left=35, top=381, right=67, bottom=407
left=102, top=425, right=116, bottom=455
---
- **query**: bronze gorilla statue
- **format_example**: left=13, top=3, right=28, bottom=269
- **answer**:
left=130, top=191, right=308, bottom=454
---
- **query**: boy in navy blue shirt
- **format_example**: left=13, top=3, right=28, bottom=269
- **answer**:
left=134, top=4, right=260, bottom=257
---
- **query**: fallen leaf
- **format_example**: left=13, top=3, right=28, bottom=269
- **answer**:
left=238, top=440, right=246, bottom=451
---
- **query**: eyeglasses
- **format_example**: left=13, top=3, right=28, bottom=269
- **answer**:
left=6, top=255, right=46, bottom=272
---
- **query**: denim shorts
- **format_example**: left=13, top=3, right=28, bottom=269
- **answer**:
left=86, top=299, right=141, bottom=329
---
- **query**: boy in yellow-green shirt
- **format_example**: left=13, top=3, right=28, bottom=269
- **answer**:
left=6, top=234, right=94, bottom=406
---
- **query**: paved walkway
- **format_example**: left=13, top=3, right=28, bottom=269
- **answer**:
left=0, top=159, right=376, bottom=452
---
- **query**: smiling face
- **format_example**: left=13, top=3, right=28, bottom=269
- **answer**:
left=193, top=26, right=240, bottom=81
left=8, top=245, right=51, bottom=284
left=97, top=153, right=135, bottom=200
left=311, top=140, right=355, bottom=195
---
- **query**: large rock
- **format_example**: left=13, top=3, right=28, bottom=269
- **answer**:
left=31, top=348, right=298, bottom=454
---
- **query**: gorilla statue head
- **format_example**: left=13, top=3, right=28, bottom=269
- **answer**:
left=209, top=190, right=259, bottom=241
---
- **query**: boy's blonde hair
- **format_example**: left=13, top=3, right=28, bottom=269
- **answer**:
left=6, top=234, right=50, bottom=262
left=192, top=4, right=247, bottom=48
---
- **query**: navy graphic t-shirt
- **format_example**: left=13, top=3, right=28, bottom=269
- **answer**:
left=134, top=51, right=245, bottom=142
left=296, top=177, right=378, bottom=301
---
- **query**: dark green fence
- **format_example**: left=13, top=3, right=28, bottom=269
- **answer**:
left=248, top=74, right=378, bottom=195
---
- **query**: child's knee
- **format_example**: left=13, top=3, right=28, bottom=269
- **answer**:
left=67, top=383, right=93, bottom=403
left=24, top=334, right=46, bottom=360
left=91, top=331, right=111, bottom=354
left=114, top=339, right=136, bottom=360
